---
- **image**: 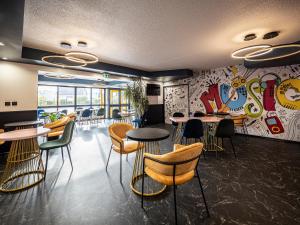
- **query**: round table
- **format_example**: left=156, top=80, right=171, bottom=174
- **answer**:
left=4, top=120, right=43, bottom=129
left=0, top=127, right=50, bottom=192
left=127, top=128, right=170, bottom=196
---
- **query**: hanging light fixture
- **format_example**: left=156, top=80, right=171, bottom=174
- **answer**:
left=244, top=44, right=300, bottom=61
left=41, top=51, right=98, bottom=68
left=231, top=45, right=272, bottom=59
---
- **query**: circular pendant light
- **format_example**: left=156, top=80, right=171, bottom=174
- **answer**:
left=41, top=55, right=87, bottom=68
left=245, top=44, right=300, bottom=61
left=65, top=51, right=99, bottom=64
left=231, top=45, right=272, bottom=59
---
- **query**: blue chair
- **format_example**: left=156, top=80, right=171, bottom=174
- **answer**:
left=80, top=109, right=92, bottom=125
left=37, top=109, right=46, bottom=120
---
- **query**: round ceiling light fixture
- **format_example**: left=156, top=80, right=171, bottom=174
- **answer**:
left=245, top=44, right=300, bottom=61
left=60, top=42, right=72, bottom=49
left=263, top=31, right=280, bottom=40
left=65, top=51, right=99, bottom=64
left=244, top=33, right=257, bottom=41
left=77, top=41, right=87, bottom=47
left=41, top=55, right=87, bottom=68
left=231, top=45, right=272, bottom=59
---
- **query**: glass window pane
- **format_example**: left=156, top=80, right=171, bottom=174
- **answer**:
left=58, top=87, right=75, bottom=106
left=38, top=86, right=57, bottom=107
left=92, top=89, right=105, bottom=105
left=77, top=88, right=91, bottom=105
left=120, top=90, right=128, bottom=104
left=110, top=90, right=119, bottom=105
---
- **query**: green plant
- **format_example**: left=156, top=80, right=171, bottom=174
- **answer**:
left=124, top=77, right=149, bottom=118
left=41, top=112, right=64, bottom=122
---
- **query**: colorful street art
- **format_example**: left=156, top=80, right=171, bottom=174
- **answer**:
left=164, top=64, right=300, bottom=142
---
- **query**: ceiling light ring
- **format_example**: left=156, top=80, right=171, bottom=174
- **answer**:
left=245, top=44, right=300, bottom=61
left=41, top=55, right=87, bottom=68
left=65, top=51, right=99, bottom=64
left=231, top=45, right=272, bottom=59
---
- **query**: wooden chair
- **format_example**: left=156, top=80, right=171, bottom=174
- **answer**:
left=142, top=143, right=209, bottom=224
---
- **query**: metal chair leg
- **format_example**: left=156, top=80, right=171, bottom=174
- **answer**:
left=126, top=154, right=128, bottom=161
left=230, top=138, right=237, bottom=158
left=61, top=147, right=64, bottom=161
left=173, top=184, right=178, bottom=225
left=66, top=145, right=73, bottom=169
left=120, top=153, right=122, bottom=184
left=105, top=145, right=113, bottom=171
left=44, top=151, right=49, bottom=179
left=196, top=169, right=210, bottom=217
left=141, top=158, right=145, bottom=209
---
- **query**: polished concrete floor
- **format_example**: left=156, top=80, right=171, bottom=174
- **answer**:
left=0, top=122, right=299, bottom=225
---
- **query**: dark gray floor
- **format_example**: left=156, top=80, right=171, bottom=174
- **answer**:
left=0, top=122, right=299, bottom=225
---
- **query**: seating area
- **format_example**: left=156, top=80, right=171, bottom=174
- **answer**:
left=0, top=1, right=300, bottom=225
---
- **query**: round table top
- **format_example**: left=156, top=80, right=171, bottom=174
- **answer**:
left=4, top=120, right=43, bottom=128
left=169, top=116, right=222, bottom=123
left=0, top=127, right=50, bottom=141
left=127, top=128, right=170, bottom=142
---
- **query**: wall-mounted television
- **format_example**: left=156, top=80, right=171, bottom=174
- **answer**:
left=146, top=83, right=160, bottom=96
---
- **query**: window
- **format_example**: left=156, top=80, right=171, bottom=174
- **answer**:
left=38, top=86, right=57, bottom=107
left=120, top=90, right=128, bottom=105
left=92, top=88, right=105, bottom=105
left=77, top=88, right=91, bottom=105
left=110, top=89, right=119, bottom=105
left=58, top=87, right=75, bottom=106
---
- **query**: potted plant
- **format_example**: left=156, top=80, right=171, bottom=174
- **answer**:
left=125, top=77, right=149, bottom=120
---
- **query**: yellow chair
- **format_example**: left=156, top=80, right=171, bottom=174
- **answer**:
left=67, top=113, right=77, bottom=121
left=106, top=123, right=143, bottom=183
left=142, top=143, right=209, bottom=224
left=0, top=129, right=5, bottom=145
left=231, top=114, right=248, bottom=135
left=44, top=116, right=70, bottom=139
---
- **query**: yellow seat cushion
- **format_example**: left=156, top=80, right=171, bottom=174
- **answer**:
left=113, top=140, right=143, bottom=154
left=0, top=129, right=5, bottom=145
left=48, top=130, right=63, bottom=137
left=145, top=167, right=195, bottom=186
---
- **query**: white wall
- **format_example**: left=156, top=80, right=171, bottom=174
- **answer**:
left=0, top=61, right=38, bottom=112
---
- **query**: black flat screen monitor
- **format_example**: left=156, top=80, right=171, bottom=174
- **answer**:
left=146, top=84, right=160, bottom=96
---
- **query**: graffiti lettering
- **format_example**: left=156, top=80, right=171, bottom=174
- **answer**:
left=200, top=84, right=222, bottom=113
left=276, top=79, right=300, bottom=110
left=220, top=84, right=247, bottom=111
left=244, top=78, right=263, bottom=118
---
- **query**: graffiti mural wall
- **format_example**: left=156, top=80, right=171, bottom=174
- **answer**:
left=164, top=64, right=300, bottom=142
left=164, top=85, right=189, bottom=123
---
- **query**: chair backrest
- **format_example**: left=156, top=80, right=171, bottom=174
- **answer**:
left=215, top=119, right=235, bottom=137
left=193, top=111, right=205, bottom=117
left=144, top=143, right=203, bottom=177
left=182, top=119, right=204, bottom=138
left=97, top=108, right=105, bottom=116
left=81, top=109, right=91, bottom=118
left=172, top=112, right=184, bottom=126
left=67, top=113, right=77, bottom=121
left=59, top=121, right=75, bottom=145
left=108, top=123, right=134, bottom=148
left=44, top=116, right=70, bottom=129
left=112, top=109, right=121, bottom=119
left=61, top=109, right=68, bottom=115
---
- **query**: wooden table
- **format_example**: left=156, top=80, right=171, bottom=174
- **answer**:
left=169, top=116, right=223, bottom=151
left=127, top=128, right=169, bottom=196
left=0, top=127, right=50, bottom=192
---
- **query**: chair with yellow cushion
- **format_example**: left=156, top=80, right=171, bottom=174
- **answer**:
left=0, top=129, right=5, bottom=145
left=106, top=123, right=143, bottom=183
left=142, top=143, right=209, bottom=224
left=231, top=114, right=248, bottom=135
left=44, top=116, right=70, bottom=139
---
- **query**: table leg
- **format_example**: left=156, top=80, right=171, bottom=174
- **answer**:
left=0, top=137, right=44, bottom=192
left=130, top=141, right=167, bottom=196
